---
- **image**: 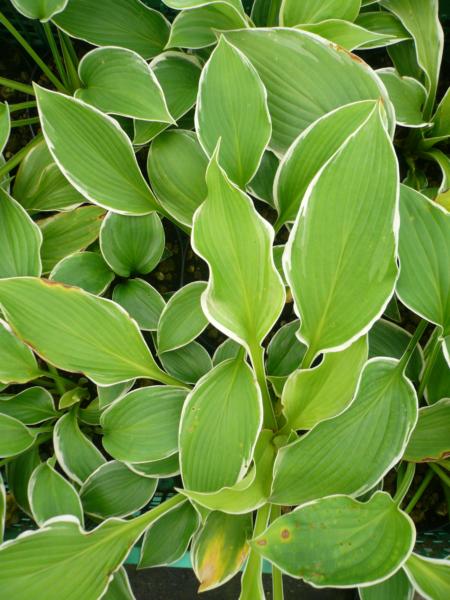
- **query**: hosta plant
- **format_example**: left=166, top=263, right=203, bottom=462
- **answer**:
left=0, top=0, right=449, bottom=599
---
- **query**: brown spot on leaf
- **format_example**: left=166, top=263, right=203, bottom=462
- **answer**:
left=256, top=539, right=267, bottom=546
left=281, top=529, right=290, bottom=540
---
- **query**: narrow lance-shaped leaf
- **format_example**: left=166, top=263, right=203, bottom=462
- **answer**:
left=0, top=277, right=178, bottom=386
left=296, top=19, right=396, bottom=52
left=281, top=0, right=361, bottom=26
left=403, top=554, right=450, bottom=600
left=284, top=104, right=398, bottom=361
left=196, top=37, right=271, bottom=187
left=10, top=0, right=68, bottom=21
left=35, top=85, right=160, bottom=215
left=0, top=102, right=10, bottom=154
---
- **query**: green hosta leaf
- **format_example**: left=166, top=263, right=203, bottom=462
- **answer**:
left=180, top=357, right=262, bottom=493
left=404, top=398, right=450, bottom=462
left=112, top=279, right=165, bottom=331
left=404, top=554, right=450, bottom=600
left=147, top=130, right=207, bottom=227
left=38, top=205, right=105, bottom=273
left=271, top=359, right=417, bottom=505
left=76, top=47, right=173, bottom=123
left=168, top=4, right=247, bottom=50
left=35, top=85, right=159, bottom=215
left=53, top=0, right=169, bottom=59
left=266, top=320, right=306, bottom=395
left=101, top=386, right=187, bottom=463
left=192, top=153, right=285, bottom=353
left=29, top=460, right=84, bottom=526
left=103, top=568, right=135, bottom=600
left=10, top=0, right=68, bottom=21
left=425, top=87, right=450, bottom=147
left=157, top=282, right=208, bottom=353
left=54, top=409, right=105, bottom=484
left=128, top=453, right=180, bottom=478
left=282, top=336, right=368, bottom=430
left=0, top=277, right=173, bottom=386
left=251, top=0, right=281, bottom=26
left=13, top=139, right=84, bottom=213
left=388, top=40, right=422, bottom=81
left=139, top=499, right=199, bottom=568
left=0, top=387, right=57, bottom=424
left=98, top=381, right=134, bottom=410
left=359, top=569, right=414, bottom=600
left=297, top=19, right=395, bottom=51
left=281, top=0, right=361, bottom=26
left=79, top=398, right=101, bottom=426
left=223, top=28, right=394, bottom=154
left=6, top=446, right=40, bottom=515
left=247, top=150, right=278, bottom=207
left=50, top=251, right=114, bottom=295
left=160, top=342, right=213, bottom=384
left=0, top=320, right=41, bottom=385
left=80, top=461, right=157, bottom=519
left=356, top=11, right=411, bottom=48
left=134, top=52, right=201, bottom=146
left=192, top=511, right=252, bottom=592
left=425, top=342, right=450, bottom=404
left=275, top=99, right=376, bottom=225
left=377, top=68, right=428, bottom=127
left=213, top=338, right=241, bottom=366
left=0, top=102, right=10, bottom=154
left=100, top=212, right=164, bottom=277
left=0, top=413, right=35, bottom=458
left=0, top=188, right=42, bottom=278
left=196, top=37, right=271, bottom=188
left=163, top=0, right=244, bottom=11
left=284, top=104, right=398, bottom=361
left=397, top=186, right=450, bottom=336
left=254, top=492, right=414, bottom=587
left=59, top=387, right=89, bottom=410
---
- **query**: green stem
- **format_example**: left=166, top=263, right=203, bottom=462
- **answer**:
left=39, top=367, right=73, bottom=389
left=134, top=493, right=185, bottom=528
left=0, top=10, right=66, bottom=93
left=0, top=76, right=34, bottom=95
left=47, top=365, right=67, bottom=395
left=397, top=319, right=428, bottom=373
left=0, top=133, right=42, bottom=180
left=394, top=462, right=416, bottom=506
left=249, top=344, right=277, bottom=430
left=58, top=30, right=81, bottom=92
left=417, top=328, right=440, bottom=401
left=270, top=505, right=284, bottom=600
left=11, top=116, right=40, bottom=128
left=405, top=468, right=434, bottom=514
left=42, top=22, right=68, bottom=89
left=299, top=345, right=316, bottom=370
left=9, top=100, right=37, bottom=113
left=429, top=463, right=450, bottom=488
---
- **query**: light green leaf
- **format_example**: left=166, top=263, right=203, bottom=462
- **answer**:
left=58, top=387, right=89, bottom=410
left=35, top=85, right=159, bottom=215
left=213, top=338, right=241, bottom=366
left=80, top=461, right=157, bottom=519
left=98, top=381, right=134, bottom=410
left=192, top=153, right=285, bottom=353
left=192, top=511, right=252, bottom=592
left=180, top=357, right=262, bottom=493
left=53, top=0, right=169, bottom=59
left=0, top=387, right=57, bottom=424
left=196, top=37, right=271, bottom=188
left=0, top=320, right=41, bottom=385
left=112, top=279, right=165, bottom=331
left=101, top=386, right=188, bottom=463
left=282, top=336, right=368, bottom=430
left=0, top=102, right=10, bottom=154
left=404, top=398, right=450, bottom=462
left=28, top=460, right=84, bottom=526
left=139, top=499, right=199, bottom=568
left=223, top=28, right=394, bottom=155
left=163, top=0, right=244, bottom=12
left=158, top=282, right=208, bottom=353
left=127, top=453, right=180, bottom=478
left=377, top=68, right=428, bottom=127
left=275, top=99, right=377, bottom=225
left=103, top=568, right=135, bottom=600
left=284, top=104, right=398, bottom=361
left=297, top=19, right=395, bottom=51
left=147, top=130, right=207, bottom=227
left=247, top=150, right=278, bottom=207
left=100, top=212, right=164, bottom=277
left=13, top=139, right=84, bottom=213
left=6, top=446, right=40, bottom=515
left=133, top=52, right=201, bottom=145
left=271, top=359, right=418, bottom=505
left=11, top=0, right=68, bottom=21
left=50, top=251, right=114, bottom=295
left=168, top=4, right=247, bottom=50
left=404, top=554, right=450, bottom=600
left=54, top=409, right=105, bottom=484
left=0, top=413, right=35, bottom=458
left=359, top=569, right=414, bottom=600
left=281, top=0, right=361, bottom=25
left=356, top=11, right=411, bottom=49
left=254, top=492, right=414, bottom=587
left=0, top=277, right=174, bottom=386
left=76, top=47, right=173, bottom=123
left=160, top=341, right=213, bottom=384
left=38, top=205, right=105, bottom=273
left=0, top=188, right=42, bottom=278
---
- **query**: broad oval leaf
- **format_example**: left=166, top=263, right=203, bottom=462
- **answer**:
left=53, top=0, right=169, bottom=59
left=377, top=68, right=428, bottom=127
left=101, top=386, right=188, bottom=463
left=159, top=341, right=213, bottom=385
left=284, top=104, right=398, bottom=361
left=281, top=0, right=361, bottom=26
left=192, top=154, right=285, bottom=353
left=404, top=398, right=450, bottom=462
left=76, top=47, right=173, bottom=123
left=0, top=277, right=173, bottom=386
left=112, top=279, right=165, bottom=331
left=0, top=413, right=35, bottom=458
left=11, top=0, right=68, bottom=21
left=359, top=569, right=414, bottom=600
left=196, top=37, right=271, bottom=187
left=0, top=387, right=57, bottom=424
left=0, top=320, right=41, bottom=385
left=100, top=212, right=164, bottom=277
left=50, top=251, right=114, bottom=295
left=180, top=357, right=262, bottom=493
left=0, top=188, right=42, bottom=278
left=271, top=359, right=418, bottom=505
left=254, top=492, right=415, bottom=587
left=35, top=85, right=159, bottom=215
left=403, top=554, right=450, bottom=600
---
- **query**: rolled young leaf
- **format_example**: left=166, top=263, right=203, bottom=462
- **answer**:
left=11, top=0, right=68, bottom=21
left=0, top=320, right=41, bottom=385
left=403, top=554, right=450, bottom=600
left=280, top=0, right=361, bottom=26
left=35, top=85, right=160, bottom=215
left=196, top=37, right=271, bottom=187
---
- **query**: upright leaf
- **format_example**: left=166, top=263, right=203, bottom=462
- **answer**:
left=0, top=102, right=10, bottom=154
left=404, top=554, right=450, bottom=600
left=0, top=321, right=41, bottom=385
left=10, top=0, right=68, bottom=21
left=281, top=0, right=361, bottom=26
